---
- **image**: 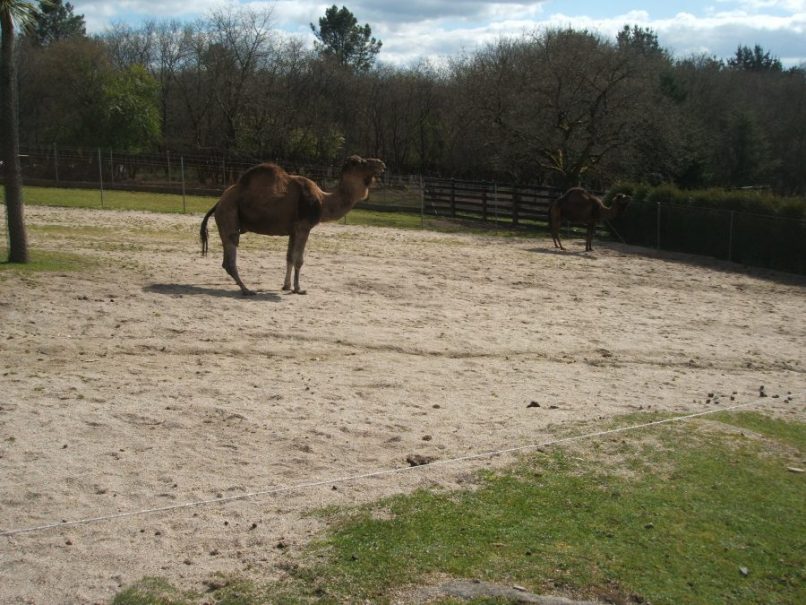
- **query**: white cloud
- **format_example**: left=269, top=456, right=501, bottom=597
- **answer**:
left=71, top=1, right=806, bottom=67
left=718, top=0, right=806, bottom=10
left=645, top=11, right=806, bottom=64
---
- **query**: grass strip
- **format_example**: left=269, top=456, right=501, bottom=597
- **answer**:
left=113, top=412, right=805, bottom=605
left=0, top=246, right=93, bottom=273
left=16, top=186, right=551, bottom=236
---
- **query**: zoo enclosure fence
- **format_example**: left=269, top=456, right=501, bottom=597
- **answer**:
left=421, top=177, right=806, bottom=275
left=11, top=144, right=806, bottom=275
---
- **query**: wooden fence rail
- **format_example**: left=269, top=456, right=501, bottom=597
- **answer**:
left=423, top=178, right=564, bottom=226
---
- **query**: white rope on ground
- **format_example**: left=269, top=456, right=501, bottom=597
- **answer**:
left=0, top=398, right=774, bottom=538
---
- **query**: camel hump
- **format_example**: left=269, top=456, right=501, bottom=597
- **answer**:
left=559, top=187, right=587, bottom=201
left=238, top=163, right=287, bottom=188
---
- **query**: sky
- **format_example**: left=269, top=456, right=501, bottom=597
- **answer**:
left=70, top=1, right=806, bottom=67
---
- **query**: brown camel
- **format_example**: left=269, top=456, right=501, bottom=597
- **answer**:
left=549, top=187, right=630, bottom=252
left=200, top=155, right=385, bottom=295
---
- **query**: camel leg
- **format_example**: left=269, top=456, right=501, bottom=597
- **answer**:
left=222, top=233, right=255, bottom=296
left=282, top=229, right=310, bottom=294
left=289, top=228, right=310, bottom=294
left=549, top=211, right=565, bottom=250
left=551, top=226, right=565, bottom=250
left=282, top=233, right=296, bottom=292
left=585, top=224, right=594, bottom=251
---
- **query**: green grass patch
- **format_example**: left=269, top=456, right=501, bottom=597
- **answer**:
left=0, top=246, right=93, bottom=273
left=20, top=186, right=551, bottom=239
left=24, top=186, right=215, bottom=215
left=343, top=209, right=426, bottom=230
left=294, top=425, right=803, bottom=603
left=112, top=577, right=197, bottom=605
left=115, top=412, right=805, bottom=604
left=711, top=411, right=805, bottom=452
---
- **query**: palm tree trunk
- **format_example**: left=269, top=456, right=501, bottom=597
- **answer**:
left=2, top=9, right=28, bottom=263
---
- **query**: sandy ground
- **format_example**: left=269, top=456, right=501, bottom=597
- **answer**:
left=1, top=205, right=804, bottom=604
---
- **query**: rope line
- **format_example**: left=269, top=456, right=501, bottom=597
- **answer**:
left=0, top=399, right=770, bottom=538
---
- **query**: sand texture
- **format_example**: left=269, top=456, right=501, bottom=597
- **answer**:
left=1, top=205, right=804, bottom=603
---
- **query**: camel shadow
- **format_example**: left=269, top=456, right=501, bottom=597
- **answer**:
left=527, top=241, right=805, bottom=287
left=526, top=246, right=598, bottom=259
left=144, top=283, right=282, bottom=301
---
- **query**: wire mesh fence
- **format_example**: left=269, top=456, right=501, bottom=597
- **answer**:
left=9, top=145, right=806, bottom=274
left=611, top=200, right=806, bottom=274
left=16, top=144, right=426, bottom=213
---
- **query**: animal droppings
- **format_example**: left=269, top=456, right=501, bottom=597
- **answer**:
left=406, top=454, right=436, bottom=466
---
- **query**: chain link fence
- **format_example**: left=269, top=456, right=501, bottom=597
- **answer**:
left=16, top=144, right=425, bottom=211
left=10, top=145, right=806, bottom=274
left=611, top=200, right=806, bottom=274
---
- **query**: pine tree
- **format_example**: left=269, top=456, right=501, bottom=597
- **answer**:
left=310, top=4, right=382, bottom=71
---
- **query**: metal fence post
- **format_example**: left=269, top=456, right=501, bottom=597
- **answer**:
left=728, top=210, right=735, bottom=262
left=656, top=201, right=661, bottom=250
left=420, top=174, right=425, bottom=228
left=180, top=155, right=187, bottom=213
left=53, top=143, right=59, bottom=183
left=98, top=148, right=104, bottom=208
left=450, top=178, right=456, bottom=218
left=482, top=185, right=488, bottom=222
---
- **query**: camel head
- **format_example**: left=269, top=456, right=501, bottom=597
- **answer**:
left=341, top=155, right=386, bottom=188
left=611, top=193, right=631, bottom=215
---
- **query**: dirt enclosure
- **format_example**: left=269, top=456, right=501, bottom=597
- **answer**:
left=1, top=205, right=804, bottom=604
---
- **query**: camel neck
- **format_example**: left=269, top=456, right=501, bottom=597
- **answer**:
left=603, top=203, right=624, bottom=219
left=320, top=182, right=368, bottom=222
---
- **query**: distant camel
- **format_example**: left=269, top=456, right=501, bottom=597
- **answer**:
left=200, top=155, right=385, bottom=295
left=549, top=187, right=630, bottom=252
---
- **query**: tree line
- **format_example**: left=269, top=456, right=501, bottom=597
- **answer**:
left=7, top=2, right=806, bottom=195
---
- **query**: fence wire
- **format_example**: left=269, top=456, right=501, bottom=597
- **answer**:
left=12, top=145, right=806, bottom=274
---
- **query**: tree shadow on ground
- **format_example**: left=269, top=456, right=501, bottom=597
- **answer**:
left=144, top=283, right=282, bottom=301
left=525, top=240, right=806, bottom=287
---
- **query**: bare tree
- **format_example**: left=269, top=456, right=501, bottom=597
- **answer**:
left=206, top=6, right=274, bottom=153
left=103, top=21, right=153, bottom=68
left=527, top=29, right=636, bottom=188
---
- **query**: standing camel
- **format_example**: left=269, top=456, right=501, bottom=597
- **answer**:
left=548, top=187, right=630, bottom=252
left=200, top=155, right=385, bottom=295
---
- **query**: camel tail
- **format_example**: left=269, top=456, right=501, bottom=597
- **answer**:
left=200, top=203, right=217, bottom=257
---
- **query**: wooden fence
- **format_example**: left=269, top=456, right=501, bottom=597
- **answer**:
left=423, top=178, right=563, bottom=226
